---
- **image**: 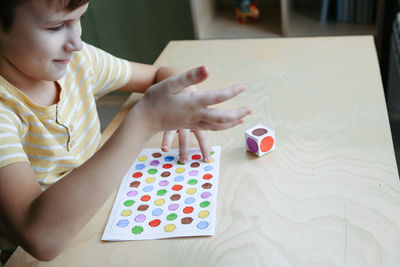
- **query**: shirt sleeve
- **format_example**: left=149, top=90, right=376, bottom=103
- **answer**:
left=0, top=106, right=29, bottom=168
left=81, top=43, right=133, bottom=99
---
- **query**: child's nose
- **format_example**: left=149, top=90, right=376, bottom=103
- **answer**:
left=65, top=23, right=83, bottom=52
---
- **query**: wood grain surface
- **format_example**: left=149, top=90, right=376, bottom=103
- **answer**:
left=6, top=36, right=400, bottom=267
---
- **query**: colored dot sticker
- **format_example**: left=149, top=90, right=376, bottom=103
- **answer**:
left=203, top=174, right=213, bottom=180
left=152, top=152, right=161, bottom=158
left=150, top=160, right=160, bottom=166
left=247, top=138, right=258, bottom=153
left=134, top=214, right=146, bottom=222
left=202, top=183, right=212, bottom=189
left=170, top=194, right=181, bottom=201
left=121, top=210, right=132, bottom=216
left=168, top=204, right=179, bottom=211
left=157, top=189, right=167, bottom=196
left=154, top=198, right=165, bottom=206
left=163, top=164, right=173, bottom=169
left=201, top=192, right=211, bottom=199
left=198, top=211, right=209, bottom=218
left=141, top=195, right=151, bottom=201
left=132, top=172, right=143, bottom=178
left=177, top=160, right=185, bottom=165
left=143, top=185, right=154, bottom=192
left=148, top=169, right=157, bottom=175
left=137, top=204, right=149, bottom=211
left=159, top=180, right=169, bottom=186
left=172, top=185, right=183, bottom=191
left=175, top=167, right=185, bottom=173
left=164, top=224, right=176, bottom=232
left=165, top=156, right=174, bottom=162
left=152, top=208, right=163, bottom=216
left=149, top=219, right=161, bottom=227
left=197, top=221, right=209, bottom=229
left=181, top=217, right=193, bottom=224
left=210, top=151, right=215, bottom=155
left=127, top=190, right=138, bottom=197
left=189, top=170, right=199, bottom=176
left=192, top=154, right=201, bottom=160
left=204, top=165, right=213, bottom=171
left=190, top=162, right=200, bottom=168
left=132, top=226, right=143, bottom=234
left=130, top=181, right=140, bottom=188
left=117, top=219, right=129, bottom=227
left=206, top=158, right=215, bottom=164
left=183, top=206, right=194, bottom=214
left=260, top=136, right=274, bottom=152
left=166, top=213, right=178, bottom=221
left=185, top=197, right=196, bottom=204
left=146, top=177, right=156, bottom=183
left=161, top=171, right=171, bottom=177
left=174, top=175, right=184, bottom=182
left=135, top=163, right=145, bottom=170
left=200, top=201, right=210, bottom=208
left=186, top=187, right=197, bottom=195
left=188, top=179, right=198, bottom=185
left=252, top=128, right=268, bottom=136
left=124, top=200, right=135, bottom=207
left=138, top=156, right=147, bottom=162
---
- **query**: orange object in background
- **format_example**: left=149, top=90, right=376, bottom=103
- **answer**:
left=235, top=0, right=259, bottom=24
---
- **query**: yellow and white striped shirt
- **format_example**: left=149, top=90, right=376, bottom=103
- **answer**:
left=0, top=42, right=132, bottom=261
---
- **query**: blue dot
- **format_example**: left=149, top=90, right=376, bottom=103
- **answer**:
left=136, top=163, right=146, bottom=170
left=117, top=219, right=129, bottom=227
left=197, top=221, right=209, bottom=229
left=143, top=185, right=154, bottom=192
left=174, top=175, right=184, bottom=182
left=204, top=165, right=213, bottom=171
left=165, top=156, right=174, bottom=162
left=185, top=197, right=195, bottom=204
left=152, top=208, right=163, bottom=216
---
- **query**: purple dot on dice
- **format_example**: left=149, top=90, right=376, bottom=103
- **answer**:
left=247, top=138, right=258, bottom=153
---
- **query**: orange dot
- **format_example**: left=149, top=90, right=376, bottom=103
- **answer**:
left=163, top=164, right=172, bottom=169
left=203, top=174, right=213, bottom=180
left=141, top=195, right=151, bottom=201
left=172, top=185, right=183, bottom=191
left=183, top=206, right=194, bottom=214
left=132, top=172, right=143, bottom=178
left=260, top=136, right=274, bottom=152
left=192, top=154, right=201, bottom=160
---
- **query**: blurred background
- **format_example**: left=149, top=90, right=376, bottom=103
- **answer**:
left=82, top=0, right=400, bottom=171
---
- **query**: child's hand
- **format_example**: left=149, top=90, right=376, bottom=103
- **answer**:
left=132, top=66, right=252, bottom=160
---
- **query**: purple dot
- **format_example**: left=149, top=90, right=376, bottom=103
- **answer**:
left=247, top=138, right=258, bottom=153
left=159, top=180, right=169, bottom=186
left=134, top=214, right=146, bottom=222
left=150, top=160, right=160, bottom=166
left=127, top=190, right=138, bottom=197
left=168, top=203, right=179, bottom=211
left=201, top=192, right=211, bottom=198
left=189, top=170, right=199, bottom=176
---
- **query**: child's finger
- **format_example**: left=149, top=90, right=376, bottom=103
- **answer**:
left=161, top=130, right=176, bottom=152
left=199, top=107, right=252, bottom=124
left=197, top=119, right=245, bottom=131
left=162, top=66, right=209, bottom=94
left=194, top=84, right=246, bottom=107
left=178, top=129, right=190, bottom=163
left=192, top=130, right=212, bottom=162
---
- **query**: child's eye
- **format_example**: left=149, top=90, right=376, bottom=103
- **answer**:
left=48, top=24, right=65, bottom=31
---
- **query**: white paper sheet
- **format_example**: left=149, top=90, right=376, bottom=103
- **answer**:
left=102, top=146, right=220, bottom=241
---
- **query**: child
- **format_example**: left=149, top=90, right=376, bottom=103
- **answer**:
left=0, top=0, right=251, bottom=263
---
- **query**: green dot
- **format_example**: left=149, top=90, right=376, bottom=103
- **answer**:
left=210, top=151, right=215, bottom=155
left=124, top=200, right=135, bottom=207
left=148, top=168, right=157, bottom=174
left=166, top=213, right=178, bottom=221
left=132, top=226, right=144, bottom=234
left=177, top=160, right=185, bottom=165
left=200, top=201, right=210, bottom=208
left=188, top=179, right=198, bottom=185
left=157, top=189, right=167, bottom=196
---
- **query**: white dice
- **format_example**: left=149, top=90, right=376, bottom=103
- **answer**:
left=245, top=124, right=275, bottom=157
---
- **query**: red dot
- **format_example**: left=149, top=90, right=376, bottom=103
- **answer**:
left=163, top=163, right=173, bottom=169
left=132, top=172, right=143, bottom=178
left=172, top=185, right=183, bottom=191
left=192, top=154, right=201, bottom=160
left=183, top=206, right=194, bottom=214
left=203, top=174, right=213, bottom=180
left=149, top=219, right=161, bottom=227
left=141, top=195, right=151, bottom=201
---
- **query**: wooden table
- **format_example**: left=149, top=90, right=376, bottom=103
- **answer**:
left=6, top=36, right=400, bottom=266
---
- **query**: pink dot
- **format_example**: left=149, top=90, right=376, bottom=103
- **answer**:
left=189, top=170, right=199, bottom=176
left=135, top=214, right=146, bottom=222
left=127, top=190, right=138, bottom=197
left=201, top=192, right=211, bottom=198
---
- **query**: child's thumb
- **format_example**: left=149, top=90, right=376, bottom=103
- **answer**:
left=163, top=66, right=209, bottom=94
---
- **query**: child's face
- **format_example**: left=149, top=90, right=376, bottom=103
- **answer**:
left=0, top=0, right=88, bottom=83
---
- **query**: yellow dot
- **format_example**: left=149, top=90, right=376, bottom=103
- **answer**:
left=121, top=210, right=132, bottom=216
left=175, top=167, right=185, bottom=173
left=164, top=224, right=176, bottom=232
left=186, top=187, right=197, bottom=195
left=154, top=198, right=165, bottom=206
left=138, top=155, right=147, bottom=162
left=198, top=211, right=209, bottom=218
left=146, top=177, right=156, bottom=183
left=206, top=158, right=215, bottom=164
